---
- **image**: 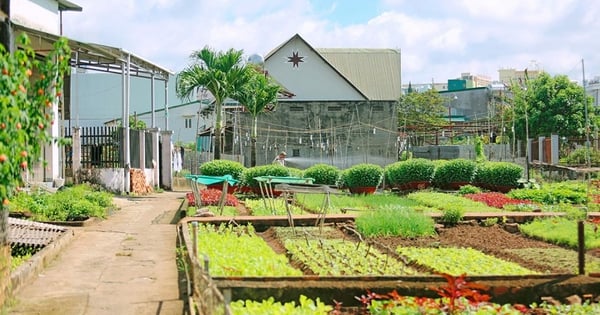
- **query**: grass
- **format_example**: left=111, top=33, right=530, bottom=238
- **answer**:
left=294, top=192, right=420, bottom=213
left=406, top=191, right=501, bottom=213
left=355, top=205, right=436, bottom=238
left=519, top=217, right=600, bottom=249
left=244, top=198, right=304, bottom=216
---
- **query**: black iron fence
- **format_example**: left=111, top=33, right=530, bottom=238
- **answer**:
left=64, top=126, right=122, bottom=171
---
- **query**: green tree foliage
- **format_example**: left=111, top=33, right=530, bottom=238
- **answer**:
left=176, top=47, right=249, bottom=159
left=398, top=89, right=447, bottom=145
left=511, top=72, right=597, bottom=140
left=231, top=67, right=281, bottom=166
left=0, top=34, right=71, bottom=204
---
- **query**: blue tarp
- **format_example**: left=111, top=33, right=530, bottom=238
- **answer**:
left=185, top=174, right=239, bottom=186
left=253, top=176, right=314, bottom=184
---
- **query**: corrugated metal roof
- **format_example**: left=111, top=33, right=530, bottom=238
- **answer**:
left=9, top=218, right=68, bottom=248
left=317, top=48, right=402, bottom=101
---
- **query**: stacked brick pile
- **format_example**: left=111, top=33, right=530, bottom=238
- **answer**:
left=130, top=169, right=153, bottom=195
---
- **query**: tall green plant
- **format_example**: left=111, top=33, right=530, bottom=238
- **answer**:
left=232, top=67, right=281, bottom=166
left=176, top=47, right=249, bottom=160
left=0, top=34, right=70, bottom=299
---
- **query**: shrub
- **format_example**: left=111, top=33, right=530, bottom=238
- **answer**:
left=240, top=164, right=290, bottom=188
left=339, top=163, right=383, bottom=188
left=440, top=207, right=464, bottom=226
left=457, top=184, right=481, bottom=195
left=432, top=158, right=477, bottom=188
left=474, top=162, right=523, bottom=191
left=560, top=147, right=600, bottom=167
left=9, top=184, right=113, bottom=221
left=303, top=164, right=340, bottom=186
left=385, top=158, right=435, bottom=187
left=507, top=181, right=588, bottom=205
left=199, top=159, right=245, bottom=180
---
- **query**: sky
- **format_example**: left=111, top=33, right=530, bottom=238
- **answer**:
left=61, top=0, right=600, bottom=85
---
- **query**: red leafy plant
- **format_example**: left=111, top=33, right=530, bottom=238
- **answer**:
left=355, top=273, right=532, bottom=314
left=200, top=189, right=239, bottom=206
left=432, top=273, right=491, bottom=313
left=185, top=192, right=196, bottom=206
left=464, top=192, right=535, bottom=209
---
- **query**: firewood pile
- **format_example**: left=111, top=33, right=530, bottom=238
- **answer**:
left=130, top=168, right=153, bottom=195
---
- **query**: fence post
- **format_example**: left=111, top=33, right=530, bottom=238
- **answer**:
left=72, top=127, right=82, bottom=184
left=138, top=129, right=146, bottom=170
left=148, top=128, right=160, bottom=188
left=160, top=130, right=173, bottom=190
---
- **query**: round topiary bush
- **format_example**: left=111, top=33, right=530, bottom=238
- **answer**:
left=385, top=158, right=435, bottom=188
left=474, top=161, right=522, bottom=192
left=432, top=158, right=477, bottom=189
left=199, top=159, right=245, bottom=180
left=339, top=163, right=383, bottom=192
left=303, top=164, right=340, bottom=186
left=240, top=164, right=290, bottom=189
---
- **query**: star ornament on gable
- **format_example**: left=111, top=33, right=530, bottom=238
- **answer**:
left=287, top=51, right=304, bottom=68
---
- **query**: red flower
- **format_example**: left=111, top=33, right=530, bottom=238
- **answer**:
left=464, top=192, right=534, bottom=209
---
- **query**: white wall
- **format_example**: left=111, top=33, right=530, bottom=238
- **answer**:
left=12, top=0, right=60, bottom=34
left=265, top=36, right=365, bottom=101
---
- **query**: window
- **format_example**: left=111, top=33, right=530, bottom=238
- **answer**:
left=184, top=118, right=192, bottom=128
left=292, top=149, right=300, bottom=157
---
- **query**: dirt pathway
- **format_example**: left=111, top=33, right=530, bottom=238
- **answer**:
left=8, top=191, right=186, bottom=315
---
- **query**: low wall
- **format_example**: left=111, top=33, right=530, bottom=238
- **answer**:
left=411, top=144, right=513, bottom=161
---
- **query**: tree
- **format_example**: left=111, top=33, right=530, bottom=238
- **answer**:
left=176, top=47, right=249, bottom=160
left=511, top=72, right=598, bottom=141
left=231, top=67, right=281, bottom=166
left=398, top=89, right=447, bottom=146
left=0, top=34, right=71, bottom=305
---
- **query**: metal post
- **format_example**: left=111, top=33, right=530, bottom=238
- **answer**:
left=578, top=220, right=585, bottom=275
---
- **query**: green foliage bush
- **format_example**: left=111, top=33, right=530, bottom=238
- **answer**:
left=441, top=207, right=464, bottom=226
left=507, top=181, right=588, bottom=205
left=240, top=164, right=290, bottom=188
left=303, top=164, right=340, bottom=185
left=199, top=159, right=245, bottom=180
left=432, top=158, right=477, bottom=188
left=474, top=162, right=523, bottom=189
left=385, top=158, right=435, bottom=186
left=339, top=163, right=383, bottom=188
left=457, top=184, right=482, bottom=195
left=560, top=147, right=600, bottom=167
left=9, top=184, right=114, bottom=221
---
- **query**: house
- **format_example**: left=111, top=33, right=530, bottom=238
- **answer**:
left=234, top=34, right=402, bottom=169
left=10, top=0, right=175, bottom=191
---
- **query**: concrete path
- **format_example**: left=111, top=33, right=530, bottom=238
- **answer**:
left=8, top=191, right=187, bottom=315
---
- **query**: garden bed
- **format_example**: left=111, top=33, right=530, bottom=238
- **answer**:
left=182, top=217, right=600, bottom=310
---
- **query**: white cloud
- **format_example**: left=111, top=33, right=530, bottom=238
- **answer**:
left=62, top=0, right=600, bottom=83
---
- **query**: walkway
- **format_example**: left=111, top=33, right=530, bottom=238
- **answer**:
left=8, top=191, right=186, bottom=315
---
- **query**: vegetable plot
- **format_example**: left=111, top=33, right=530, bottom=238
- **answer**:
left=194, top=223, right=302, bottom=277
left=285, top=238, right=418, bottom=276
left=396, top=246, right=538, bottom=276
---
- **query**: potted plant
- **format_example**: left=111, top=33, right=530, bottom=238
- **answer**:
left=474, top=162, right=522, bottom=193
left=303, top=163, right=340, bottom=186
left=240, top=164, right=290, bottom=195
left=339, top=163, right=383, bottom=194
left=432, top=158, right=477, bottom=190
left=385, top=158, right=434, bottom=190
left=199, top=160, right=245, bottom=193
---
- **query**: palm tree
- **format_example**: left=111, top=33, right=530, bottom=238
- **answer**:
left=232, top=68, right=281, bottom=166
left=176, top=46, right=248, bottom=160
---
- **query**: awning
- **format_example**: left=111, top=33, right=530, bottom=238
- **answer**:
left=12, top=23, right=173, bottom=80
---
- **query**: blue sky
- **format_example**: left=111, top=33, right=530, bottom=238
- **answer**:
left=62, top=0, right=600, bottom=85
